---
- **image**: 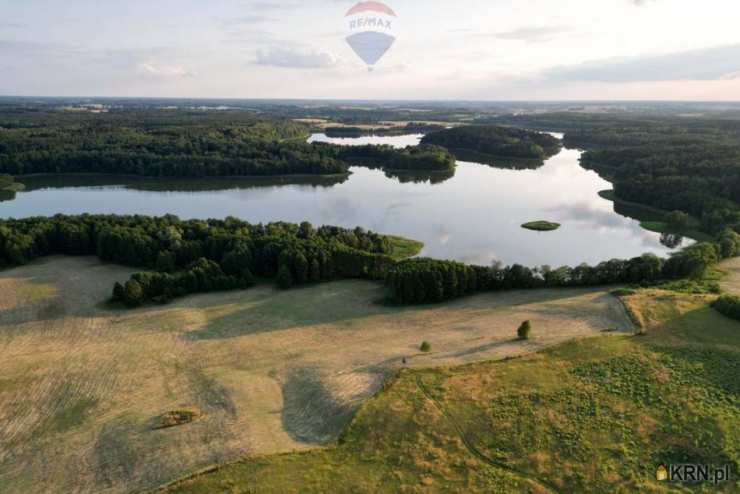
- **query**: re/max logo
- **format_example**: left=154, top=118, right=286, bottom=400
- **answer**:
left=660, top=464, right=731, bottom=484
left=349, top=17, right=392, bottom=30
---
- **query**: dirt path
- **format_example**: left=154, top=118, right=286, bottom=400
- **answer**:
left=0, top=257, right=633, bottom=493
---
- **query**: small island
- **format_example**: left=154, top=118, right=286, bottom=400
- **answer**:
left=522, top=221, right=561, bottom=232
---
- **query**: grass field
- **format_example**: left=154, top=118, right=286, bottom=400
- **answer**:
left=164, top=267, right=740, bottom=493
left=387, top=236, right=425, bottom=260
left=0, top=256, right=633, bottom=493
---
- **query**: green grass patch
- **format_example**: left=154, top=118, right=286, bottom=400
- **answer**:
left=44, top=397, right=99, bottom=434
left=521, top=221, right=561, bottom=232
left=386, top=235, right=424, bottom=260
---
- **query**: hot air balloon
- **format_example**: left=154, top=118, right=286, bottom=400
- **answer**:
left=344, top=1, right=397, bottom=69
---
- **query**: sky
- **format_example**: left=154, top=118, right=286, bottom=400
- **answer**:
left=2, top=0, right=740, bottom=100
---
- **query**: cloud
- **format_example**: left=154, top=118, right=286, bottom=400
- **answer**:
left=254, top=46, right=340, bottom=69
left=488, top=26, right=571, bottom=43
left=245, top=1, right=301, bottom=11
left=540, top=44, right=740, bottom=83
left=137, top=62, right=196, bottom=79
left=222, top=15, right=276, bottom=26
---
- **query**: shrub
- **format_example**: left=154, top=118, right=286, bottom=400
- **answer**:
left=112, top=281, right=125, bottom=302
left=420, top=341, right=431, bottom=352
left=517, top=321, right=532, bottom=340
left=123, top=279, right=144, bottom=307
left=712, top=294, right=740, bottom=321
left=611, top=288, right=637, bottom=297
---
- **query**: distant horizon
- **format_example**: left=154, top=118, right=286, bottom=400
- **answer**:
left=4, top=95, right=740, bottom=105
left=3, top=1, right=740, bottom=100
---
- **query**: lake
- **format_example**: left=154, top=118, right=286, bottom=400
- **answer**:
left=0, top=133, right=686, bottom=267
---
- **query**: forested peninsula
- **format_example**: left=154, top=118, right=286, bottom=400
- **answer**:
left=421, top=124, right=562, bottom=166
left=0, top=110, right=454, bottom=178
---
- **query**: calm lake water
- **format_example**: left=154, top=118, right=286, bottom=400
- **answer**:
left=0, top=133, right=686, bottom=267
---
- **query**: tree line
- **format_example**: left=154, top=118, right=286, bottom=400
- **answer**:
left=2, top=214, right=738, bottom=308
left=385, top=229, right=740, bottom=304
left=0, top=215, right=398, bottom=306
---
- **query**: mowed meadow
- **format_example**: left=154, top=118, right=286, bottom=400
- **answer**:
left=168, top=263, right=740, bottom=494
left=0, top=256, right=633, bottom=493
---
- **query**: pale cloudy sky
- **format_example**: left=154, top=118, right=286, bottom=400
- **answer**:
left=2, top=0, right=740, bottom=100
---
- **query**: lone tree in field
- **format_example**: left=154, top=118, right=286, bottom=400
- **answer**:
left=517, top=320, right=532, bottom=340
left=420, top=341, right=431, bottom=352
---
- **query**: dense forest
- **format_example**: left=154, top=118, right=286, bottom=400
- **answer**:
left=421, top=125, right=562, bottom=163
left=0, top=109, right=455, bottom=178
left=0, top=215, right=402, bottom=306
left=0, top=214, right=736, bottom=307
left=491, top=112, right=740, bottom=234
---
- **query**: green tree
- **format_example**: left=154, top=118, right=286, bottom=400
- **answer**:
left=517, top=321, right=532, bottom=340
left=276, top=264, right=294, bottom=289
left=221, top=247, right=253, bottom=276
left=309, top=258, right=321, bottom=283
left=293, top=252, right=309, bottom=284
left=155, top=250, right=176, bottom=273
left=666, top=210, right=690, bottom=230
left=241, top=267, right=256, bottom=287
left=124, top=280, right=144, bottom=307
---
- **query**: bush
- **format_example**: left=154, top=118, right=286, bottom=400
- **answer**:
left=712, top=294, right=740, bottom=321
left=611, top=288, right=637, bottom=297
left=420, top=341, right=431, bottom=352
left=123, top=279, right=144, bottom=307
left=517, top=321, right=532, bottom=340
left=112, top=281, right=125, bottom=302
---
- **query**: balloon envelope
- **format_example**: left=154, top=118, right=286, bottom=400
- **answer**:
left=345, top=32, right=396, bottom=66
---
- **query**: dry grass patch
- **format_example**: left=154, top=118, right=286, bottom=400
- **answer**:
left=0, top=257, right=633, bottom=493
